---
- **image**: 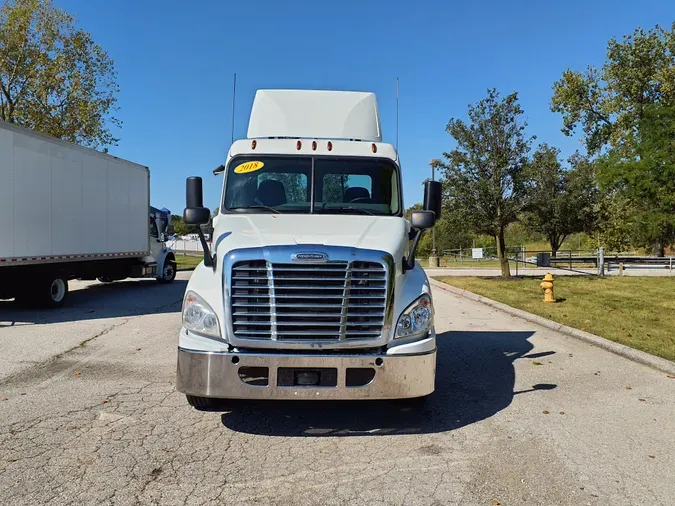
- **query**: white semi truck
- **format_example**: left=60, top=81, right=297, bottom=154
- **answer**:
left=176, top=89, right=441, bottom=406
left=0, top=119, right=177, bottom=308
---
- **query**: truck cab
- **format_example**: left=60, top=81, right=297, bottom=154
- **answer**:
left=176, top=90, right=441, bottom=407
left=148, top=206, right=176, bottom=283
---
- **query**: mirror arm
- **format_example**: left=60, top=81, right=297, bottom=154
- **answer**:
left=403, top=228, right=426, bottom=273
left=196, top=226, right=216, bottom=270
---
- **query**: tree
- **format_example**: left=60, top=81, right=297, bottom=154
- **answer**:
left=596, top=104, right=675, bottom=255
left=440, top=89, right=533, bottom=277
left=404, top=202, right=423, bottom=220
left=404, top=202, right=474, bottom=257
left=0, top=0, right=119, bottom=148
left=592, top=192, right=636, bottom=252
left=523, top=145, right=597, bottom=256
left=323, top=174, right=349, bottom=202
left=171, top=215, right=193, bottom=237
left=260, top=172, right=308, bottom=203
left=551, top=23, right=675, bottom=155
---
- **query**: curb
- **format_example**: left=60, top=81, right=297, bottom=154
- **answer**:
left=429, top=278, right=675, bottom=376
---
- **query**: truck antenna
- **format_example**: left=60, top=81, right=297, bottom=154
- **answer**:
left=396, top=77, right=399, bottom=152
left=231, top=72, right=237, bottom=145
left=214, top=73, right=237, bottom=176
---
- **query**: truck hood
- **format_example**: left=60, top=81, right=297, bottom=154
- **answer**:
left=212, top=214, right=408, bottom=259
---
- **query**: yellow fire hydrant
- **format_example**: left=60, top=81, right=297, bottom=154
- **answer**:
left=540, top=273, right=555, bottom=303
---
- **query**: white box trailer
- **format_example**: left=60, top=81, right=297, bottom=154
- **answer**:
left=0, top=119, right=177, bottom=307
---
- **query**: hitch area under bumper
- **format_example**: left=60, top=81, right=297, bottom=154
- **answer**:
left=176, top=347, right=436, bottom=400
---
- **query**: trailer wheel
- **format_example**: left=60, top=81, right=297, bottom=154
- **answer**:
left=186, top=395, right=226, bottom=411
left=38, top=276, right=69, bottom=308
left=157, top=260, right=176, bottom=284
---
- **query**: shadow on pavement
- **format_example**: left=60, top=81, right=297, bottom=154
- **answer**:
left=0, top=278, right=187, bottom=326
left=219, top=330, right=554, bottom=436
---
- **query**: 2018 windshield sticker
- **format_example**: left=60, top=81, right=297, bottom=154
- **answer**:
left=234, top=161, right=264, bottom=174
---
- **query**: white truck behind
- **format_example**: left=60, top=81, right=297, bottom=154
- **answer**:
left=0, top=119, right=177, bottom=308
left=176, top=89, right=441, bottom=406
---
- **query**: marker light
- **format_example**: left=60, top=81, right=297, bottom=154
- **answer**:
left=312, top=140, right=317, bottom=151
left=327, top=141, right=333, bottom=151
left=372, top=143, right=377, bottom=153
left=251, top=140, right=257, bottom=150
left=296, top=140, right=302, bottom=150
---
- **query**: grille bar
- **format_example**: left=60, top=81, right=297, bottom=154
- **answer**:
left=234, top=321, right=382, bottom=327
left=232, top=303, right=385, bottom=309
left=234, top=330, right=382, bottom=337
left=231, top=259, right=387, bottom=342
left=234, top=294, right=384, bottom=300
left=232, top=312, right=384, bottom=317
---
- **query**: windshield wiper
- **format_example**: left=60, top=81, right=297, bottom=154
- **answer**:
left=323, top=206, right=377, bottom=216
left=230, top=205, right=281, bottom=214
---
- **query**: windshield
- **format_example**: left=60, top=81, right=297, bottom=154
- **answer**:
left=222, top=155, right=401, bottom=215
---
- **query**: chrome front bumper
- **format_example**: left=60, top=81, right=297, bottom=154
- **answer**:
left=176, top=347, right=436, bottom=400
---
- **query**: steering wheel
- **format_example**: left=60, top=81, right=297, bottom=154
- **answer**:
left=348, top=196, right=371, bottom=204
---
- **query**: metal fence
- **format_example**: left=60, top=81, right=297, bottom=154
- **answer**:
left=168, top=240, right=674, bottom=275
left=166, top=238, right=212, bottom=255
left=437, top=246, right=673, bottom=276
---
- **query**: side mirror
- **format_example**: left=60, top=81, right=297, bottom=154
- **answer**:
left=159, top=233, right=166, bottom=242
left=183, top=176, right=215, bottom=269
left=410, top=210, right=436, bottom=230
left=404, top=206, right=439, bottom=273
left=423, top=180, right=442, bottom=219
left=184, top=177, right=210, bottom=225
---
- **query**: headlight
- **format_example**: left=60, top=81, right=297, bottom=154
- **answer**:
left=396, top=294, right=433, bottom=339
left=182, top=291, right=220, bottom=338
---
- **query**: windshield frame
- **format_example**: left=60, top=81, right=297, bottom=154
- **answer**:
left=220, top=154, right=404, bottom=217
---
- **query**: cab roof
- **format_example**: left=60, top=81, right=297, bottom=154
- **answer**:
left=247, top=89, right=382, bottom=142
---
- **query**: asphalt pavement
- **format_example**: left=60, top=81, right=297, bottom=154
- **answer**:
left=1, top=272, right=674, bottom=505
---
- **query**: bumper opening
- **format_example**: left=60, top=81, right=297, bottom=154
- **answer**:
left=346, top=368, right=376, bottom=387
left=238, top=367, right=269, bottom=386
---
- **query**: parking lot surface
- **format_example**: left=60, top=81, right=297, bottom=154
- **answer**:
left=1, top=272, right=674, bottom=505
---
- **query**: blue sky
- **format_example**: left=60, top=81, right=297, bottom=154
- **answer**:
left=57, top=0, right=674, bottom=214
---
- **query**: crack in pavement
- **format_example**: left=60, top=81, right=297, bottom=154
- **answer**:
left=0, top=318, right=134, bottom=388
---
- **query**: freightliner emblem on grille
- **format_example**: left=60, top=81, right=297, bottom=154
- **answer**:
left=291, top=252, right=328, bottom=262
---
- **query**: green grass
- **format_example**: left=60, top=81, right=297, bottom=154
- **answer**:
left=436, top=276, right=675, bottom=362
left=175, top=255, right=203, bottom=270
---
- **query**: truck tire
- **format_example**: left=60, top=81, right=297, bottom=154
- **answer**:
left=157, top=260, right=176, bottom=284
left=38, top=275, right=69, bottom=308
left=186, top=395, right=225, bottom=411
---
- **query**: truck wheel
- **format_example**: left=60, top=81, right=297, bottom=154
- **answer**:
left=39, top=276, right=69, bottom=308
left=157, top=260, right=176, bottom=284
left=186, top=395, right=225, bottom=411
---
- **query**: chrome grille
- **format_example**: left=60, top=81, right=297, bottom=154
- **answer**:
left=231, top=260, right=387, bottom=341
